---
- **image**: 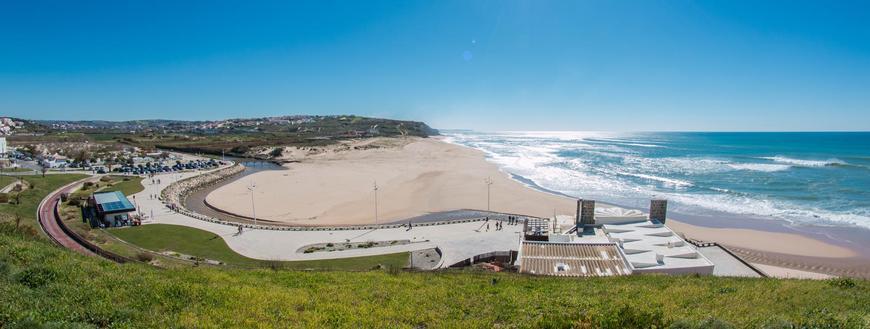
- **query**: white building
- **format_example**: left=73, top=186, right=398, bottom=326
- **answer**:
left=0, top=137, right=6, bottom=155
left=516, top=199, right=715, bottom=276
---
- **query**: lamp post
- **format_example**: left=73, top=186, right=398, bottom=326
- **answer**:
left=484, top=177, right=493, bottom=212
left=373, top=181, right=379, bottom=226
left=247, top=180, right=257, bottom=228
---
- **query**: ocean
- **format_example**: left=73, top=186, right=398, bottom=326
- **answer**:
left=442, top=131, right=870, bottom=230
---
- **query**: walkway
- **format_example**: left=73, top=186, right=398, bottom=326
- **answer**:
left=36, top=179, right=97, bottom=257
left=134, top=170, right=522, bottom=267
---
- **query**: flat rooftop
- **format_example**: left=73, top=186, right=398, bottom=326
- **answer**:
left=93, top=191, right=136, bottom=214
left=598, top=219, right=714, bottom=274
left=517, top=241, right=631, bottom=277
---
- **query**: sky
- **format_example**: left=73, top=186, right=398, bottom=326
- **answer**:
left=1, top=1, right=868, bottom=131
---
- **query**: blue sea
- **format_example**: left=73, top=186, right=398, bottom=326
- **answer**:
left=443, top=131, right=870, bottom=230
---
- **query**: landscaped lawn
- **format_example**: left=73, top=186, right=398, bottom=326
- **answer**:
left=97, top=175, right=144, bottom=196
left=109, top=224, right=409, bottom=270
left=0, top=167, right=35, bottom=173
left=0, top=174, right=88, bottom=233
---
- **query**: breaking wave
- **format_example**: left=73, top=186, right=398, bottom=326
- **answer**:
left=442, top=130, right=870, bottom=229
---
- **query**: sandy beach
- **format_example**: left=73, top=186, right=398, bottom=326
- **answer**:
left=207, top=137, right=580, bottom=225
left=206, top=137, right=869, bottom=277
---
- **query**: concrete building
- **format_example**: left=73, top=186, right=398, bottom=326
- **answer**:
left=518, top=198, right=715, bottom=276
left=85, top=191, right=137, bottom=228
left=0, top=137, right=6, bottom=155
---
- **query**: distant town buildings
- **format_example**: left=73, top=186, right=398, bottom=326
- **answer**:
left=0, top=117, right=25, bottom=136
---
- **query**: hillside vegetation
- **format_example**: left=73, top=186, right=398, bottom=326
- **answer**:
left=12, top=115, right=438, bottom=159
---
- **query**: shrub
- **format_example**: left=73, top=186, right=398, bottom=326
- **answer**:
left=597, top=304, right=668, bottom=329
left=135, top=252, right=154, bottom=263
left=14, top=266, right=60, bottom=289
left=0, top=193, right=7, bottom=203
left=83, top=181, right=95, bottom=189
left=827, top=277, right=856, bottom=289
left=697, top=317, right=734, bottom=329
left=99, top=176, right=113, bottom=182
left=0, top=259, right=13, bottom=278
left=231, top=145, right=250, bottom=154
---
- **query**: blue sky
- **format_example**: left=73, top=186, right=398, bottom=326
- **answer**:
left=1, top=1, right=868, bottom=131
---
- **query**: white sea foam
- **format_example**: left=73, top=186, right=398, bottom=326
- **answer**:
left=727, top=163, right=792, bottom=172
left=762, top=156, right=845, bottom=167
left=440, top=131, right=870, bottom=229
left=616, top=172, right=694, bottom=188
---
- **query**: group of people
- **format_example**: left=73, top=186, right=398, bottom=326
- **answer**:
left=483, top=215, right=523, bottom=232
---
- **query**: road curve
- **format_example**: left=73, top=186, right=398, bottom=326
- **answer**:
left=36, top=178, right=96, bottom=257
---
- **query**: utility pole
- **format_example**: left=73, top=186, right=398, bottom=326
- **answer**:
left=484, top=177, right=493, bottom=212
left=248, top=180, right=257, bottom=228
left=373, top=181, right=379, bottom=226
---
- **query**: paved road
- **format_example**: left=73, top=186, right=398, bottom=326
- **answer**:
left=37, top=179, right=96, bottom=257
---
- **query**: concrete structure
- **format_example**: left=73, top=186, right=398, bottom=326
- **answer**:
left=517, top=241, right=631, bottom=277
left=522, top=198, right=715, bottom=276
left=602, top=220, right=714, bottom=275
left=576, top=199, right=595, bottom=227
left=523, top=217, right=550, bottom=241
left=0, top=137, right=6, bottom=155
left=650, top=199, right=667, bottom=223
left=86, top=191, right=137, bottom=228
left=695, top=245, right=763, bottom=277
left=131, top=169, right=523, bottom=266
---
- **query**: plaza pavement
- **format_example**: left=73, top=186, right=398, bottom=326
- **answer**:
left=131, top=170, right=523, bottom=267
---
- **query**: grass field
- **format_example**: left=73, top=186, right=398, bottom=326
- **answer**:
left=0, top=174, right=88, bottom=233
left=0, top=175, right=18, bottom=188
left=0, top=167, right=35, bottom=173
left=96, top=175, right=144, bottom=196
left=110, top=224, right=409, bottom=270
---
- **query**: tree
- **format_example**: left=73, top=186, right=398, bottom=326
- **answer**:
left=74, top=150, right=92, bottom=163
left=40, top=165, right=48, bottom=178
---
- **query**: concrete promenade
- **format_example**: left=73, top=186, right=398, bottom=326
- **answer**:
left=133, top=170, right=522, bottom=267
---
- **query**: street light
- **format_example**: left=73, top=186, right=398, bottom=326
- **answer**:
left=373, top=181, right=379, bottom=226
left=484, top=177, right=493, bottom=212
left=247, top=180, right=257, bottom=228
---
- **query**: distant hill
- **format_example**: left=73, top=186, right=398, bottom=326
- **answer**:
left=22, top=115, right=438, bottom=158
left=35, top=115, right=438, bottom=137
